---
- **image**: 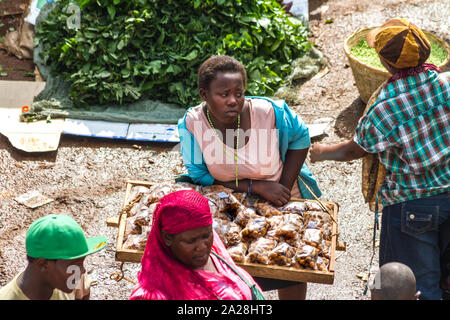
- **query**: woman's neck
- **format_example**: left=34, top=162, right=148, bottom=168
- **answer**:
left=195, top=256, right=218, bottom=273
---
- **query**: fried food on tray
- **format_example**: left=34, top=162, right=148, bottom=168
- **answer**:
left=128, top=186, right=151, bottom=203
left=268, top=243, right=297, bottom=266
left=303, top=228, right=324, bottom=249
left=282, top=201, right=308, bottom=214
left=212, top=219, right=242, bottom=247
left=202, top=192, right=241, bottom=218
left=234, top=206, right=259, bottom=228
left=294, top=243, right=320, bottom=269
left=227, top=242, right=248, bottom=263
left=273, top=213, right=304, bottom=240
left=124, top=216, right=142, bottom=239
left=123, top=232, right=148, bottom=251
left=240, top=216, right=269, bottom=241
left=201, top=185, right=234, bottom=195
left=246, top=237, right=276, bottom=265
left=255, top=202, right=283, bottom=217
left=121, top=182, right=337, bottom=273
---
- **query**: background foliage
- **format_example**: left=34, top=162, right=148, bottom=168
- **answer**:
left=36, top=0, right=311, bottom=107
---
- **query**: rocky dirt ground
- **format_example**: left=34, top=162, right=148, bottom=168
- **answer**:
left=0, top=0, right=448, bottom=300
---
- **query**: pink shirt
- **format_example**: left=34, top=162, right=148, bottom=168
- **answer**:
left=186, top=98, right=301, bottom=198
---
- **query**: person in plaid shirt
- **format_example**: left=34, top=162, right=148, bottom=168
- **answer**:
left=309, top=18, right=449, bottom=300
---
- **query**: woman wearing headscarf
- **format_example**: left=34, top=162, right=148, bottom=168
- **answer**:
left=309, top=18, right=449, bottom=300
left=129, top=189, right=262, bottom=300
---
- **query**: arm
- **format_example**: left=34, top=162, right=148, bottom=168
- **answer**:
left=309, top=139, right=367, bottom=163
left=279, top=148, right=308, bottom=190
left=212, top=145, right=308, bottom=206
left=214, top=178, right=290, bottom=207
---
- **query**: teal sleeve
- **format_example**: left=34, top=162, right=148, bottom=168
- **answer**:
left=284, top=104, right=311, bottom=150
left=177, top=116, right=215, bottom=186
left=297, top=165, right=322, bottom=199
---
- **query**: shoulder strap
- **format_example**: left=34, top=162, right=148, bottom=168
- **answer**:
left=210, top=251, right=251, bottom=286
left=210, top=251, right=265, bottom=300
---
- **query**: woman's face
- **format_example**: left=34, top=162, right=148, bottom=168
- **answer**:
left=200, top=71, right=246, bottom=126
left=163, top=225, right=214, bottom=269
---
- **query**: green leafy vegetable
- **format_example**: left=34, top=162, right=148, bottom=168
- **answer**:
left=36, top=0, right=311, bottom=107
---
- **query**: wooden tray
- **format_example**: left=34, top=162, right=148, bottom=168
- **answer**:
left=110, top=180, right=342, bottom=285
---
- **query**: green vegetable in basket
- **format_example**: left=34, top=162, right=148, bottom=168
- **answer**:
left=351, top=39, right=447, bottom=71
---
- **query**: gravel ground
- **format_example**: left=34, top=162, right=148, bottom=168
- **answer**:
left=0, top=0, right=448, bottom=300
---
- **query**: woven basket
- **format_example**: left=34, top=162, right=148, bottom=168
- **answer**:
left=344, top=28, right=450, bottom=103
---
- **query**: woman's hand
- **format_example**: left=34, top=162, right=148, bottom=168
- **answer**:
left=252, top=180, right=291, bottom=207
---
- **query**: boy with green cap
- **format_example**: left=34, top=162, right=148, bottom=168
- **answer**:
left=0, top=214, right=107, bottom=300
left=309, top=18, right=449, bottom=299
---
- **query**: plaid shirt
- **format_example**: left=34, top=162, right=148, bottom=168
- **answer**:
left=354, top=70, right=449, bottom=206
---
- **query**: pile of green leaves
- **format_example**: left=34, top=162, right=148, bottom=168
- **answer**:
left=35, top=0, right=311, bottom=107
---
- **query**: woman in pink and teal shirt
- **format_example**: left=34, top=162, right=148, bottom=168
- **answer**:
left=177, top=55, right=321, bottom=299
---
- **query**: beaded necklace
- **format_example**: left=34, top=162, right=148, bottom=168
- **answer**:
left=206, top=108, right=240, bottom=187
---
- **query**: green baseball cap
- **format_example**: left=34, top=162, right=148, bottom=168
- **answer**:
left=26, top=214, right=107, bottom=260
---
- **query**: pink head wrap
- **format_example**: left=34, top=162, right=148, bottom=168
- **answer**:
left=130, top=189, right=227, bottom=300
left=158, top=189, right=212, bottom=235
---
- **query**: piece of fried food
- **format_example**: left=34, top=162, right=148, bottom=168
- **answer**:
left=212, top=218, right=242, bottom=247
left=294, top=243, right=319, bottom=269
left=282, top=201, right=308, bottom=215
left=124, top=216, right=142, bottom=239
left=273, top=213, right=304, bottom=240
left=227, top=242, right=249, bottom=263
left=240, top=216, right=269, bottom=241
left=246, top=237, right=277, bottom=265
left=268, top=243, right=297, bottom=266
left=303, top=228, right=324, bottom=249
left=203, top=192, right=242, bottom=219
left=255, top=202, right=283, bottom=217
left=234, top=206, right=259, bottom=228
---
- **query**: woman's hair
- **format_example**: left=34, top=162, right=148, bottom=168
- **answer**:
left=197, top=55, right=247, bottom=91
